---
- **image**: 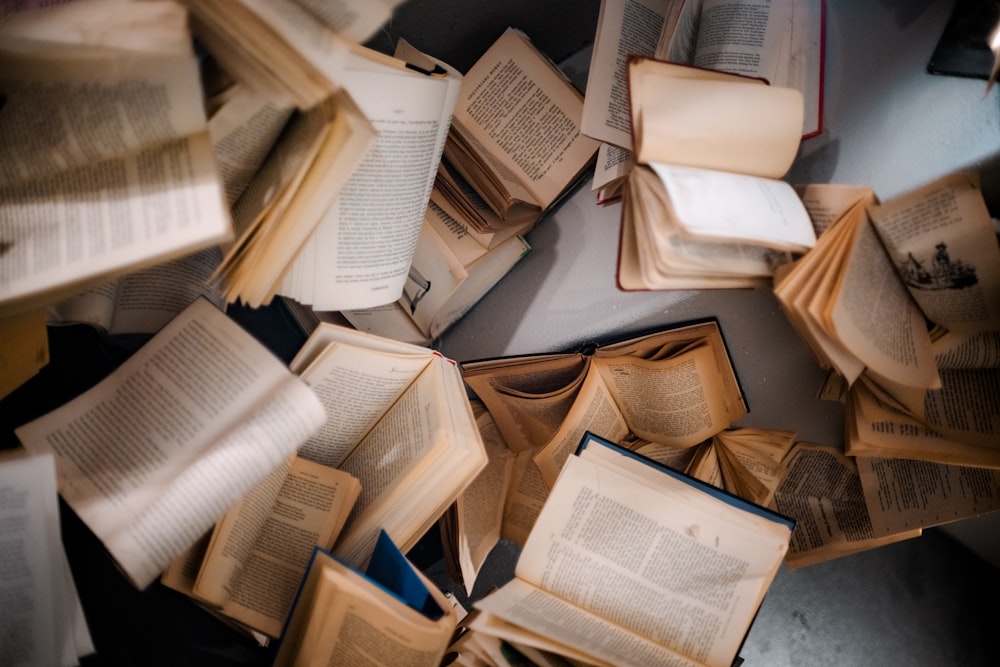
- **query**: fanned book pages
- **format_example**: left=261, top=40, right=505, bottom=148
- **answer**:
left=0, top=0, right=232, bottom=318
left=616, top=59, right=816, bottom=291
left=468, top=432, right=794, bottom=667
left=439, top=28, right=600, bottom=229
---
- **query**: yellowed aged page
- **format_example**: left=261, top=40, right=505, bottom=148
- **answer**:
left=932, top=328, right=1000, bottom=369
left=712, top=428, right=795, bottom=507
left=582, top=0, right=676, bottom=149
left=462, top=354, right=590, bottom=452
left=627, top=58, right=802, bottom=178
left=593, top=342, right=736, bottom=447
left=274, top=550, right=454, bottom=667
left=193, top=457, right=295, bottom=607
left=532, top=368, right=630, bottom=487
left=455, top=405, right=515, bottom=595
left=867, top=171, right=1000, bottom=333
left=483, top=453, right=790, bottom=667
left=690, top=0, right=792, bottom=86
left=828, top=213, right=938, bottom=389
left=846, top=375, right=1000, bottom=468
left=772, top=442, right=919, bottom=568
left=501, top=449, right=551, bottom=547
left=857, top=456, right=1000, bottom=537
left=295, top=340, right=431, bottom=467
left=451, top=28, right=599, bottom=210
left=218, top=457, right=361, bottom=637
left=0, top=0, right=203, bottom=186
left=14, top=299, right=326, bottom=588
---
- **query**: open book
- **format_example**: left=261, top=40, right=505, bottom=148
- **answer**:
left=276, top=42, right=463, bottom=311
left=273, top=530, right=457, bottom=667
left=13, top=298, right=327, bottom=588
left=289, top=321, right=488, bottom=568
left=0, top=0, right=232, bottom=318
left=469, top=432, right=794, bottom=667
left=463, top=319, right=747, bottom=491
left=585, top=0, right=825, bottom=200
left=180, top=0, right=406, bottom=110
left=341, top=199, right=531, bottom=344
left=616, top=58, right=816, bottom=291
left=438, top=28, right=600, bottom=229
left=160, top=455, right=361, bottom=638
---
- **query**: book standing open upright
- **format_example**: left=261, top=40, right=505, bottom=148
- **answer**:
left=288, top=321, right=489, bottom=569
left=468, top=432, right=794, bottom=667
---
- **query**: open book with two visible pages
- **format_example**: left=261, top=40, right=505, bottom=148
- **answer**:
left=584, top=0, right=825, bottom=202
left=466, top=432, right=794, bottom=667
left=0, top=0, right=232, bottom=319
left=616, top=58, right=817, bottom=291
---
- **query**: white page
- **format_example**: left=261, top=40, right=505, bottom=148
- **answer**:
left=650, top=162, right=817, bottom=250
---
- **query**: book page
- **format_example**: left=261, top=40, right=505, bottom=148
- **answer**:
left=933, top=328, right=1000, bottom=370
left=593, top=342, right=738, bottom=447
left=509, top=453, right=789, bottom=667
left=857, top=455, right=1000, bottom=537
left=846, top=374, right=1000, bottom=468
left=867, top=171, right=1000, bottom=333
left=829, top=214, right=938, bottom=389
left=193, top=456, right=295, bottom=607
left=649, top=162, right=817, bottom=250
left=0, top=452, right=94, bottom=667
left=207, top=85, right=295, bottom=207
left=472, top=580, right=702, bottom=667
left=771, top=442, right=917, bottom=568
left=219, top=457, right=361, bottom=637
left=502, top=448, right=551, bottom=546
left=0, top=0, right=204, bottom=186
left=455, top=405, right=515, bottom=595
left=627, top=59, right=802, bottom=178
left=0, top=128, right=232, bottom=318
left=462, top=354, right=590, bottom=453
left=283, top=49, right=461, bottom=310
left=333, top=360, right=451, bottom=566
left=532, top=367, right=631, bottom=487
left=274, top=549, right=454, bottom=667
left=14, top=299, right=326, bottom=587
left=291, top=0, right=405, bottom=43
left=296, top=341, right=432, bottom=467
left=451, top=28, right=599, bottom=209
left=582, top=0, right=675, bottom=148
left=690, top=0, right=792, bottom=85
